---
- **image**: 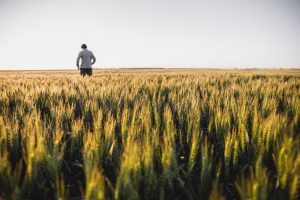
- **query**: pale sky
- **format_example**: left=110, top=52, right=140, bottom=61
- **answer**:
left=0, top=0, right=299, bottom=69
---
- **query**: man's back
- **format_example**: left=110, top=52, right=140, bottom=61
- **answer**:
left=77, top=49, right=96, bottom=68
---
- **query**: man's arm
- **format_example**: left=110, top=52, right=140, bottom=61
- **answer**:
left=91, top=53, right=96, bottom=65
left=76, top=52, right=81, bottom=69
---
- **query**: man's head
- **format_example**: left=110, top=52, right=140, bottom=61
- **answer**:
left=81, top=44, right=87, bottom=49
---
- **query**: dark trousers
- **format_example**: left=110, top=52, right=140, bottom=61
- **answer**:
left=80, top=68, right=92, bottom=76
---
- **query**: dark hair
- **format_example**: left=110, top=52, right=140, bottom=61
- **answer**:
left=81, top=44, right=87, bottom=49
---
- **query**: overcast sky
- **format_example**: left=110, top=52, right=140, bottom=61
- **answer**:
left=0, top=0, right=299, bottom=69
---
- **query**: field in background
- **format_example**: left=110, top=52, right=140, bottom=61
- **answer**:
left=0, top=69, right=300, bottom=200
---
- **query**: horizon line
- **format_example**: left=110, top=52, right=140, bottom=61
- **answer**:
left=0, top=67, right=300, bottom=71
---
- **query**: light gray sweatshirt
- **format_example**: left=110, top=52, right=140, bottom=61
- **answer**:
left=76, top=49, right=96, bottom=68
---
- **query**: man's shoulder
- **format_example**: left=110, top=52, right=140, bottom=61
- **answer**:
left=87, top=50, right=94, bottom=55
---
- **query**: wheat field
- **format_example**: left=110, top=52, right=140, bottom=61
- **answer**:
left=0, top=69, right=299, bottom=200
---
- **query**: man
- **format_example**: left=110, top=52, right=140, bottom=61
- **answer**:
left=76, top=44, right=96, bottom=76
